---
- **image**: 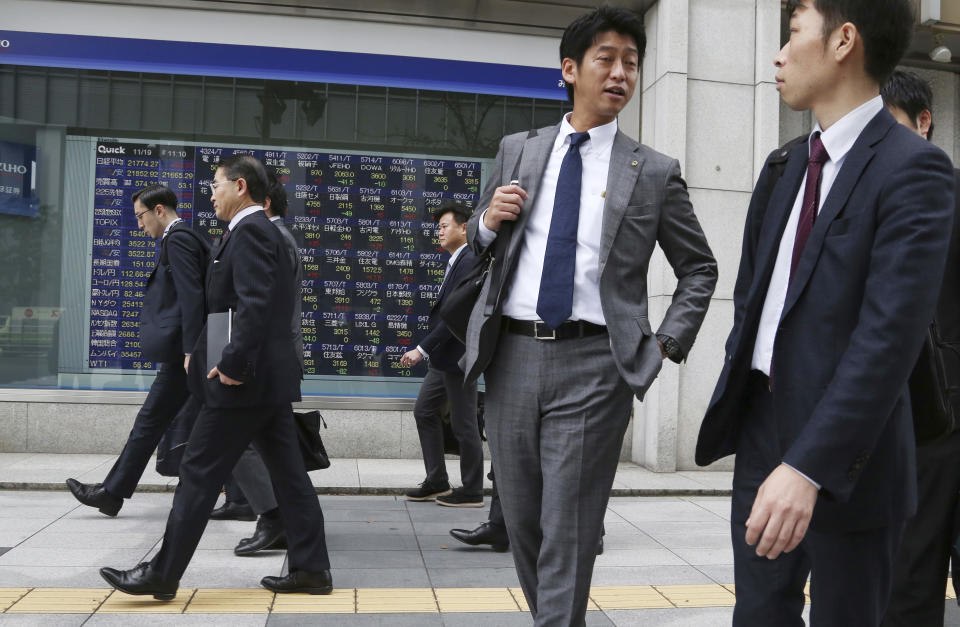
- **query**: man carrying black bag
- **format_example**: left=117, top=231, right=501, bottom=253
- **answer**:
left=67, top=184, right=207, bottom=516
left=882, top=70, right=960, bottom=627
left=401, top=201, right=483, bottom=508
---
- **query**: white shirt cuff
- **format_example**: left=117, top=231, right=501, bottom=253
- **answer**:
left=416, top=346, right=429, bottom=360
left=476, top=210, right=497, bottom=247
left=782, top=463, right=821, bottom=490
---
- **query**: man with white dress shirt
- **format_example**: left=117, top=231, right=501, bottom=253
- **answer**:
left=402, top=201, right=482, bottom=508
left=462, top=7, right=717, bottom=625
left=697, top=1, right=956, bottom=624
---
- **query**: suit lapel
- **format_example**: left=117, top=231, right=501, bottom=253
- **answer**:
left=599, top=132, right=643, bottom=273
left=505, top=125, right=559, bottom=264
left=780, top=111, right=890, bottom=320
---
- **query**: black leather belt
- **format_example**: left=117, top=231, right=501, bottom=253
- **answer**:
left=503, top=317, right=607, bottom=341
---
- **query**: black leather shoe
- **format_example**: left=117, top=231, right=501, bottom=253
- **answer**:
left=449, top=522, right=509, bottom=552
left=261, top=569, right=333, bottom=595
left=234, top=514, right=287, bottom=556
left=66, top=478, right=122, bottom=517
left=100, top=562, right=178, bottom=600
left=210, top=501, right=256, bottom=521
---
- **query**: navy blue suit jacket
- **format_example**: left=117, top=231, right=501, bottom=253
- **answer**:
left=139, top=221, right=208, bottom=363
left=418, top=246, right=475, bottom=373
left=189, top=210, right=301, bottom=408
left=697, top=108, right=956, bottom=531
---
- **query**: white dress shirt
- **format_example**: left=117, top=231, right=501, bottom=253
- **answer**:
left=750, top=95, right=883, bottom=490
left=477, top=113, right=617, bottom=325
left=161, top=217, right=182, bottom=239
left=417, top=242, right=468, bottom=359
left=227, top=205, right=264, bottom=231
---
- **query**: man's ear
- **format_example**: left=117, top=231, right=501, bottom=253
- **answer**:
left=833, top=22, right=858, bottom=63
left=153, top=204, right=166, bottom=219
left=235, top=177, right=248, bottom=198
left=917, top=109, right=933, bottom=140
left=561, top=57, right=578, bottom=86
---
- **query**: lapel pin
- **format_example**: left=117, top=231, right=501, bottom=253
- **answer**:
left=601, top=191, right=606, bottom=198
left=631, top=160, right=639, bottom=167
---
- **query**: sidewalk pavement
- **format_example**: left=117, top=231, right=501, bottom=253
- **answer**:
left=0, top=454, right=956, bottom=626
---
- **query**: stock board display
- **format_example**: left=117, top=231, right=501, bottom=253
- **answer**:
left=88, top=140, right=483, bottom=377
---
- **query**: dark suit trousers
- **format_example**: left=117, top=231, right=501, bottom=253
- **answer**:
left=883, top=429, right=960, bottom=627
left=732, top=373, right=905, bottom=627
left=484, top=331, right=632, bottom=627
left=414, top=365, right=482, bottom=495
left=150, top=403, right=329, bottom=583
left=103, top=362, right=188, bottom=499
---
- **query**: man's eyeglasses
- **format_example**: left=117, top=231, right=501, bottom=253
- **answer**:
left=135, top=208, right=152, bottom=220
left=208, top=178, right=237, bottom=193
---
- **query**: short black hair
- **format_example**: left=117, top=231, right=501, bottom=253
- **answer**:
left=560, top=5, right=646, bottom=102
left=131, top=184, right=178, bottom=214
left=216, top=154, right=268, bottom=204
left=785, top=0, right=913, bottom=86
left=432, top=200, right=471, bottom=226
left=881, top=70, right=935, bottom=140
left=265, top=171, right=289, bottom=218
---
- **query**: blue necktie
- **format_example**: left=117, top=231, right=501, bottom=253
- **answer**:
left=537, top=131, right=590, bottom=330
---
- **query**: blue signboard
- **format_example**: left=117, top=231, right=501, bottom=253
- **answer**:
left=0, top=140, right=39, bottom=218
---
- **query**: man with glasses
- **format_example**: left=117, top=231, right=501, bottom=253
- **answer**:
left=401, top=201, right=483, bottom=508
left=100, top=155, right=332, bottom=598
left=67, top=184, right=207, bottom=517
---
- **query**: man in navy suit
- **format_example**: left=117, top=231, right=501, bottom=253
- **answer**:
left=697, top=1, right=956, bottom=624
left=100, top=155, right=331, bottom=598
left=402, top=201, right=483, bottom=508
left=67, top=184, right=206, bottom=517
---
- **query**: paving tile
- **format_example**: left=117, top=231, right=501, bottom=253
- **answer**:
left=87, top=615, right=268, bottom=626
left=428, top=567, right=522, bottom=588
left=96, top=588, right=193, bottom=613
left=590, top=566, right=714, bottom=587
left=695, top=564, right=735, bottom=585
left=18, top=531, right=159, bottom=550
left=593, top=548, right=686, bottom=567
left=0, top=616, right=90, bottom=626
left=330, top=568, right=431, bottom=588
left=6, top=588, right=111, bottom=613
left=655, top=584, right=736, bottom=607
left=0, top=589, right=29, bottom=612
left=0, top=547, right=145, bottom=568
left=184, top=588, right=274, bottom=613
left=309, top=458, right=359, bottom=489
left=420, top=549, right=515, bottom=569
left=324, top=521, right=415, bottom=536
left=329, top=550, right=423, bottom=569
left=404, top=504, right=490, bottom=522
left=589, top=586, right=673, bottom=610
left=605, top=606, right=735, bottom=626
left=355, top=588, right=437, bottom=613
left=606, top=500, right=726, bottom=523
left=667, top=547, right=734, bottom=566
left=322, top=509, right=411, bottom=523
left=434, top=587, right=519, bottom=613
left=270, top=588, right=354, bottom=614
left=646, top=532, right=731, bottom=551
left=319, top=496, right=405, bottom=509
left=0, top=566, right=110, bottom=588
left=439, top=612, right=534, bottom=626
left=267, top=612, right=442, bottom=625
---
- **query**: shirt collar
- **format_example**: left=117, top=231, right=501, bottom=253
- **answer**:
left=269, top=215, right=281, bottom=223
left=813, top=95, right=883, bottom=164
left=554, top=112, right=618, bottom=155
left=447, top=242, right=467, bottom=267
left=162, top=217, right=182, bottom=239
left=228, top=205, right=264, bottom=231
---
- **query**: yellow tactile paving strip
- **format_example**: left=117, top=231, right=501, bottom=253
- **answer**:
left=0, top=584, right=953, bottom=614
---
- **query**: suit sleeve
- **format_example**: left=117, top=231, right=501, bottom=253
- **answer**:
left=165, top=231, right=206, bottom=356
left=466, top=137, right=506, bottom=256
left=654, top=159, right=718, bottom=355
left=782, top=147, right=956, bottom=501
left=217, top=224, right=278, bottom=381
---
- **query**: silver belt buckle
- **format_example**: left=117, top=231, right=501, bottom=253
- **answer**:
left=534, top=321, right=556, bottom=340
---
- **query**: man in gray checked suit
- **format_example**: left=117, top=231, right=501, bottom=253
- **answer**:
left=463, top=7, right=716, bottom=626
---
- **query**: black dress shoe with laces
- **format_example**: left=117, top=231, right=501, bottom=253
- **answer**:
left=209, top=501, right=256, bottom=521
left=66, top=478, right=122, bottom=517
left=405, top=479, right=452, bottom=501
left=260, top=569, right=333, bottom=595
left=449, top=522, right=510, bottom=552
left=99, top=562, right=179, bottom=600
left=234, top=513, right=287, bottom=556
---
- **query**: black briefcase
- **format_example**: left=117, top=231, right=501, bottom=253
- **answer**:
left=294, top=410, right=331, bottom=471
left=910, top=322, right=960, bottom=444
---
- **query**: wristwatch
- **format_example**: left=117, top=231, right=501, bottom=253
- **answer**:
left=656, top=333, right=684, bottom=364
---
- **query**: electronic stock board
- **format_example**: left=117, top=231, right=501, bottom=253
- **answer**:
left=88, top=140, right=483, bottom=379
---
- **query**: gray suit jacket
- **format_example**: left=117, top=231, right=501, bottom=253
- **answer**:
left=464, top=123, right=717, bottom=399
left=271, top=217, right=304, bottom=373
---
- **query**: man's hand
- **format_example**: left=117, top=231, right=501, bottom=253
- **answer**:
left=483, top=183, right=528, bottom=232
left=207, top=366, right=242, bottom=386
left=745, top=463, right=818, bottom=559
left=184, top=354, right=191, bottom=373
left=400, top=349, right=423, bottom=367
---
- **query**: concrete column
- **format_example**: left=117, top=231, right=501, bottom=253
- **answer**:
left=632, top=0, right=783, bottom=471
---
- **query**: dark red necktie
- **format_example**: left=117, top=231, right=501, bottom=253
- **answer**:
left=790, top=133, right=830, bottom=281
